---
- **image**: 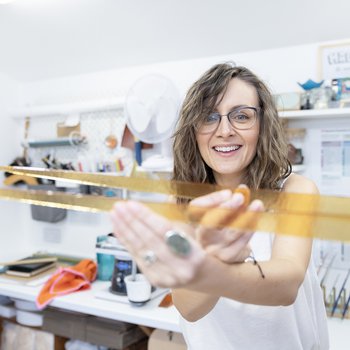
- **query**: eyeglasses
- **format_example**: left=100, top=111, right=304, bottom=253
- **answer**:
left=196, top=106, right=260, bottom=133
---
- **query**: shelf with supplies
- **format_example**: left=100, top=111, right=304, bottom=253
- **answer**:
left=9, top=98, right=125, bottom=120
left=279, top=107, right=350, bottom=119
left=22, top=134, right=87, bottom=148
left=10, top=98, right=130, bottom=176
left=23, top=135, right=87, bottom=149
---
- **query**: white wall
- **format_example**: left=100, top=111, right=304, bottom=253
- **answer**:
left=19, top=41, right=321, bottom=107
left=1, top=39, right=348, bottom=259
left=0, top=73, right=35, bottom=260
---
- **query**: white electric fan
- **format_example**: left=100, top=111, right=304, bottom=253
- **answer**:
left=124, top=74, right=180, bottom=171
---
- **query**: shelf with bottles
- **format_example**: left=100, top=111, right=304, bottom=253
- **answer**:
left=279, top=107, right=350, bottom=119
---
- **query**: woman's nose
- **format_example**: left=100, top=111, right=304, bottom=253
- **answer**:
left=216, top=115, right=235, bottom=137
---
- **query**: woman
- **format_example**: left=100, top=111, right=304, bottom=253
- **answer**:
left=110, top=63, right=329, bottom=349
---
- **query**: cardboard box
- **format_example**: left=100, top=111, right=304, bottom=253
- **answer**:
left=43, top=308, right=147, bottom=349
left=43, top=308, right=86, bottom=341
left=86, top=316, right=146, bottom=349
left=148, top=329, right=186, bottom=350
left=56, top=122, right=80, bottom=137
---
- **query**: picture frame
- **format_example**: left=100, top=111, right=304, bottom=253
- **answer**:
left=319, top=41, right=350, bottom=80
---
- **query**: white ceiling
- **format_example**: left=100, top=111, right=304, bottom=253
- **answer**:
left=1, top=0, right=350, bottom=82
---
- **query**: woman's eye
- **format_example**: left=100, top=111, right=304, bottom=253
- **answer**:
left=232, top=112, right=249, bottom=122
left=205, top=113, right=220, bottom=124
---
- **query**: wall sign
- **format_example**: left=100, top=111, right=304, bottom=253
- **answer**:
left=319, top=42, right=350, bottom=80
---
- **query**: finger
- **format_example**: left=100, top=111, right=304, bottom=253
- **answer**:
left=228, top=209, right=262, bottom=231
left=110, top=202, right=147, bottom=253
left=188, top=189, right=232, bottom=222
left=190, top=189, right=232, bottom=207
left=233, top=185, right=251, bottom=208
left=219, top=192, right=245, bottom=208
left=125, top=201, right=170, bottom=230
left=248, top=199, right=264, bottom=212
left=123, top=201, right=172, bottom=246
left=188, top=186, right=251, bottom=223
left=199, top=192, right=246, bottom=228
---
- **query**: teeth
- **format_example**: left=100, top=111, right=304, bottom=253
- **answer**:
left=214, top=146, right=240, bottom=152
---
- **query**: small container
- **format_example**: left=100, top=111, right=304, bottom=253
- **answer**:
left=110, top=257, right=133, bottom=295
left=124, top=273, right=152, bottom=306
left=0, top=304, right=16, bottom=318
left=16, top=309, right=43, bottom=327
left=96, top=235, right=118, bottom=281
left=29, top=185, right=67, bottom=223
left=0, top=295, right=11, bottom=304
left=13, top=299, right=38, bottom=311
left=96, top=253, right=115, bottom=281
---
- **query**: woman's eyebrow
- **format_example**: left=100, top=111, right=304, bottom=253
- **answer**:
left=223, top=104, right=250, bottom=113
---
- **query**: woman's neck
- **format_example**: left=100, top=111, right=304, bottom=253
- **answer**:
left=214, top=174, right=243, bottom=189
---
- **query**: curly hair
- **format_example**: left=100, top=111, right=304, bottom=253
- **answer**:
left=172, top=62, right=291, bottom=192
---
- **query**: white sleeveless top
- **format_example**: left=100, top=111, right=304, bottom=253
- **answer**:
left=179, top=233, right=329, bottom=349
left=179, top=178, right=329, bottom=350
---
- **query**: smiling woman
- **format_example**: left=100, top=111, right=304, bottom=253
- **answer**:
left=110, top=63, right=329, bottom=350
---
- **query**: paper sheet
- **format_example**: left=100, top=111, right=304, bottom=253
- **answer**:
left=321, top=129, right=350, bottom=196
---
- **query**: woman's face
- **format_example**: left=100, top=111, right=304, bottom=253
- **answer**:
left=196, top=78, right=260, bottom=187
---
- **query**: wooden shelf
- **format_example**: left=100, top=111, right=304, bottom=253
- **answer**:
left=279, top=107, right=350, bottom=119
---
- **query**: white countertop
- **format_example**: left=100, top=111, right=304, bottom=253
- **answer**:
left=0, top=278, right=181, bottom=332
left=2, top=277, right=350, bottom=348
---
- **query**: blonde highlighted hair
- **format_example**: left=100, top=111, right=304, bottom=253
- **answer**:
left=172, top=62, right=291, bottom=192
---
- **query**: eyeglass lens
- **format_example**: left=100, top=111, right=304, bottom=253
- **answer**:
left=197, top=107, right=257, bottom=132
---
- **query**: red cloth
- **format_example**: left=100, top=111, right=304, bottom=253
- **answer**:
left=36, top=259, right=97, bottom=309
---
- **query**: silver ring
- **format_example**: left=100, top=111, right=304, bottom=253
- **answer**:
left=142, top=250, right=157, bottom=266
left=165, top=230, right=192, bottom=257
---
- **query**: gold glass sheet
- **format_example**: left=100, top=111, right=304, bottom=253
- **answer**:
left=0, top=185, right=349, bottom=241
left=0, top=166, right=222, bottom=199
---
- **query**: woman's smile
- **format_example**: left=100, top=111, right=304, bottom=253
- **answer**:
left=212, top=144, right=242, bottom=155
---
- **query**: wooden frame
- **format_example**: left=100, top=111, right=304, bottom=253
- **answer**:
left=318, top=41, right=350, bottom=80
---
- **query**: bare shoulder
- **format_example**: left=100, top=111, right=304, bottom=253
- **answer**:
left=283, top=173, right=319, bottom=195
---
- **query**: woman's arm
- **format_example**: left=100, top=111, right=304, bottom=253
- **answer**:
left=110, top=175, right=318, bottom=317
left=175, top=174, right=317, bottom=311
left=172, top=289, right=219, bottom=322
left=172, top=189, right=260, bottom=321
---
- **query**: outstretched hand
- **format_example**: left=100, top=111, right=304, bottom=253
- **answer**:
left=110, top=200, right=205, bottom=288
left=189, top=187, right=264, bottom=263
left=110, top=186, right=264, bottom=289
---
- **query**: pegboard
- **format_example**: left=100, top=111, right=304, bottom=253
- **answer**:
left=23, top=107, right=133, bottom=173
